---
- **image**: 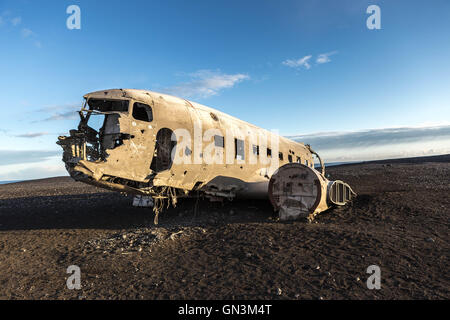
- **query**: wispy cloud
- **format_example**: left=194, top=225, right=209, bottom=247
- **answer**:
left=14, top=132, right=49, bottom=138
left=35, top=104, right=80, bottom=122
left=163, top=70, right=250, bottom=99
left=283, top=51, right=338, bottom=70
left=282, top=55, right=312, bottom=70
left=23, top=29, right=42, bottom=48
left=0, top=11, right=12, bottom=26
left=288, top=125, right=450, bottom=163
left=0, top=158, right=66, bottom=181
left=1, top=11, right=41, bottom=48
left=0, top=150, right=60, bottom=166
left=21, top=27, right=34, bottom=38
left=316, top=51, right=338, bottom=64
left=11, top=16, right=21, bottom=26
left=43, top=111, right=79, bottom=121
left=0, top=12, right=22, bottom=28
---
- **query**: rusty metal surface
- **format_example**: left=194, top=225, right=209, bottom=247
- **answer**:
left=269, top=163, right=356, bottom=221
left=57, top=88, right=355, bottom=222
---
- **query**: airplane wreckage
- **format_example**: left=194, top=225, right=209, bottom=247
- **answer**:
left=57, top=89, right=356, bottom=223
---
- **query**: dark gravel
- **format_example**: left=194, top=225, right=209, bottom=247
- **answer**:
left=0, top=155, right=449, bottom=299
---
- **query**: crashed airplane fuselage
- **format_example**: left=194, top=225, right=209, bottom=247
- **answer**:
left=57, top=89, right=355, bottom=222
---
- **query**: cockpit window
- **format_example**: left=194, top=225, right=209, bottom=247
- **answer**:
left=132, top=102, right=153, bottom=122
left=88, top=99, right=129, bottom=112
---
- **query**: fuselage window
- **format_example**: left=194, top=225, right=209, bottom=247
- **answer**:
left=132, top=102, right=153, bottom=122
left=214, top=135, right=224, bottom=148
left=235, top=138, right=245, bottom=160
left=253, top=145, right=259, bottom=155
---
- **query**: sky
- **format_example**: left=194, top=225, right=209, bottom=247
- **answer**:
left=0, top=0, right=449, bottom=180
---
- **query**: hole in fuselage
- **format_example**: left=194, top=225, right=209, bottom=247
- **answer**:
left=150, top=128, right=176, bottom=173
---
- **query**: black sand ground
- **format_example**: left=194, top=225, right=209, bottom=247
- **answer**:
left=0, top=155, right=448, bottom=299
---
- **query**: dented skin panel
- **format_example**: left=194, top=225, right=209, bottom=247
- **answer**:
left=61, top=89, right=312, bottom=188
left=268, top=163, right=356, bottom=221
left=57, top=88, right=355, bottom=221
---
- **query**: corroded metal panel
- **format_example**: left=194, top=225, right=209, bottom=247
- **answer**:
left=57, top=88, right=355, bottom=222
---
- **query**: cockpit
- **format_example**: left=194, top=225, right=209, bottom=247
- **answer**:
left=76, top=98, right=153, bottom=161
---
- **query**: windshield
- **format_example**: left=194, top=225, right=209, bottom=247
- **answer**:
left=87, top=99, right=129, bottom=112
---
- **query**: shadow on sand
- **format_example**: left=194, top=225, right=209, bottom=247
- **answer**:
left=0, top=192, right=275, bottom=231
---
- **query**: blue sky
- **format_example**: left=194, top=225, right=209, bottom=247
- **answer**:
left=0, top=0, right=449, bottom=180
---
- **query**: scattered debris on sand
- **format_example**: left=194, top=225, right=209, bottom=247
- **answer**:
left=85, top=227, right=207, bottom=254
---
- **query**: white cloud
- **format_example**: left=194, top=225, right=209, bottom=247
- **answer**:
left=164, top=70, right=250, bottom=99
left=0, top=157, right=67, bottom=181
left=288, top=125, right=450, bottom=163
left=11, top=16, right=21, bottom=26
left=43, top=111, right=79, bottom=121
left=282, top=55, right=312, bottom=69
left=316, top=51, right=337, bottom=64
left=283, top=52, right=338, bottom=70
left=2, top=13, right=42, bottom=46
left=21, top=28, right=34, bottom=37
left=14, top=132, right=49, bottom=138
left=35, top=104, right=81, bottom=122
left=0, top=150, right=60, bottom=166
